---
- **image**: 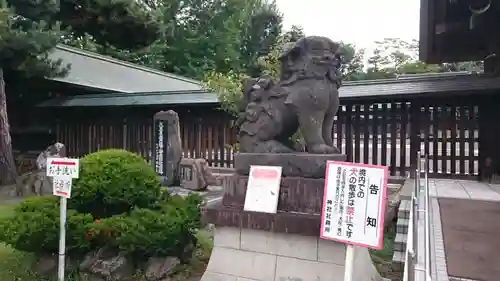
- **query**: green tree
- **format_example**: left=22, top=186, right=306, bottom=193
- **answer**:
left=239, top=0, right=283, bottom=77
left=257, top=25, right=304, bottom=79
left=76, top=0, right=283, bottom=80
left=363, top=38, right=483, bottom=79
left=0, top=1, right=160, bottom=185
left=204, top=26, right=370, bottom=116
left=339, top=43, right=365, bottom=81
left=204, top=26, right=304, bottom=117
left=364, top=38, right=437, bottom=79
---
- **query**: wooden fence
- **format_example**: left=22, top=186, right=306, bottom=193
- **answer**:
left=55, top=113, right=238, bottom=167
left=334, top=102, right=479, bottom=177
left=54, top=100, right=481, bottom=178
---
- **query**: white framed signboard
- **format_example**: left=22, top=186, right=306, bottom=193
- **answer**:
left=47, top=158, right=80, bottom=179
left=320, top=161, right=388, bottom=250
left=243, top=165, right=282, bottom=214
left=47, top=157, right=79, bottom=199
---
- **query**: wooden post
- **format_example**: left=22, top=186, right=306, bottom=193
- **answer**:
left=409, top=100, right=422, bottom=177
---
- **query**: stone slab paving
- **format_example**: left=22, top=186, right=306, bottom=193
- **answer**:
left=438, top=198, right=500, bottom=281
left=429, top=179, right=500, bottom=201
left=427, top=179, right=500, bottom=281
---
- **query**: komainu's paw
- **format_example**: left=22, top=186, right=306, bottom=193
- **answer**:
left=309, top=144, right=338, bottom=154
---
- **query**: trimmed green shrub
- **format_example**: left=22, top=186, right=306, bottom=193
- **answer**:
left=161, top=194, right=203, bottom=230
left=88, top=194, right=202, bottom=260
left=70, top=149, right=162, bottom=219
left=0, top=196, right=94, bottom=256
left=0, top=150, right=203, bottom=264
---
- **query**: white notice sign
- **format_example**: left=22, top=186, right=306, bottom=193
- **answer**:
left=47, top=158, right=80, bottom=178
left=320, top=161, right=388, bottom=249
left=53, top=177, right=73, bottom=198
left=244, top=165, right=282, bottom=214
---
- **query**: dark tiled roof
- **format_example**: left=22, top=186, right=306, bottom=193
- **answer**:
left=38, top=73, right=500, bottom=107
left=339, top=73, right=500, bottom=99
left=37, top=90, right=217, bottom=107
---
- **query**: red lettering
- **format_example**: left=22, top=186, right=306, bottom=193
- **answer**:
left=349, top=167, right=357, bottom=176
left=252, top=168, right=278, bottom=179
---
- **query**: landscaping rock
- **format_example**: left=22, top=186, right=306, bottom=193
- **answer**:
left=385, top=183, right=403, bottom=226
left=79, top=247, right=134, bottom=281
left=145, top=256, right=180, bottom=281
left=179, top=158, right=217, bottom=191
left=31, top=254, right=79, bottom=279
left=35, top=142, right=66, bottom=170
left=32, top=254, right=57, bottom=278
left=14, top=142, right=66, bottom=197
left=16, top=170, right=52, bottom=196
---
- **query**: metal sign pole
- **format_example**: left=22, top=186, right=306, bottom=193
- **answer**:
left=343, top=245, right=355, bottom=281
left=58, top=195, right=67, bottom=281
left=47, top=156, right=78, bottom=281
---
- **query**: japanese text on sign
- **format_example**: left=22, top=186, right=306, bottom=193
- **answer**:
left=320, top=161, right=388, bottom=249
left=155, top=121, right=165, bottom=175
left=244, top=165, right=282, bottom=214
left=46, top=158, right=80, bottom=179
left=53, top=177, right=72, bottom=198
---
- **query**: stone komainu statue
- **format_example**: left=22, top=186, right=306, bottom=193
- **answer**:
left=236, top=36, right=343, bottom=154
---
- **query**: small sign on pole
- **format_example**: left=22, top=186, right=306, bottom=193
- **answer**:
left=244, top=165, right=282, bottom=214
left=53, top=176, right=73, bottom=198
left=47, top=157, right=80, bottom=281
left=320, top=161, right=388, bottom=281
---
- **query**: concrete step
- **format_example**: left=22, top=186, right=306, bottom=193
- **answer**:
left=394, top=233, right=408, bottom=252
left=396, top=218, right=409, bottom=234
left=398, top=199, right=411, bottom=219
left=392, top=250, right=405, bottom=267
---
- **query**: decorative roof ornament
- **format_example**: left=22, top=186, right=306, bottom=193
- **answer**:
left=469, top=0, right=491, bottom=29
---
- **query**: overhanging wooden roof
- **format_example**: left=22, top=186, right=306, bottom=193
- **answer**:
left=38, top=73, right=500, bottom=107
left=420, top=0, right=497, bottom=63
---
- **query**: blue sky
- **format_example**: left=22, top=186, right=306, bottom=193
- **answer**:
left=275, top=0, right=420, bottom=54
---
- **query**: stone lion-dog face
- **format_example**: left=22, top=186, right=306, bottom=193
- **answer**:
left=280, top=36, right=342, bottom=154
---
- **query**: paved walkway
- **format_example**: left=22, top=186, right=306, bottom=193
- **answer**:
left=429, top=180, right=500, bottom=201
left=427, top=179, right=500, bottom=281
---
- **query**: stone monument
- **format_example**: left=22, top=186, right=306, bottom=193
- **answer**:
left=152, top=110, right=182, bottom=186
left=201, top=36, right=384, bottom=281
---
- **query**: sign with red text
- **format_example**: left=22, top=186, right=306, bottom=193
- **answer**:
left=53, top=176, right=73, bottom=198
left=320, top=161, right=388, bottom=250
left=47, top=158, right=80, bottom=179
left=244, top=165, right=282, bottom=214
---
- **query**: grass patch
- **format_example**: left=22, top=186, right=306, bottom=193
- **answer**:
left=370, top=223, right=396, bottom=262
left=0, top=202, right=41, bottom=281
left=370, top=222, right=403, bottom=281
left=0, top=203, right=16, bottom=219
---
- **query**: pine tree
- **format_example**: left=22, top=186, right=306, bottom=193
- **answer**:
left=0, top=0, right=160, bottom=185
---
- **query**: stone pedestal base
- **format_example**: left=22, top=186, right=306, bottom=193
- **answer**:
left=201, top=227, right=385, bottom=281
left=234, top=153, right=346, bottom=178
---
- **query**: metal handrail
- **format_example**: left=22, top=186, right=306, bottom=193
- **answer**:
left=402, top=192, right=416, bottom=281
left=403, top=151, right=432, bottom=281
left=423, top=154, right=432, bottom=281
